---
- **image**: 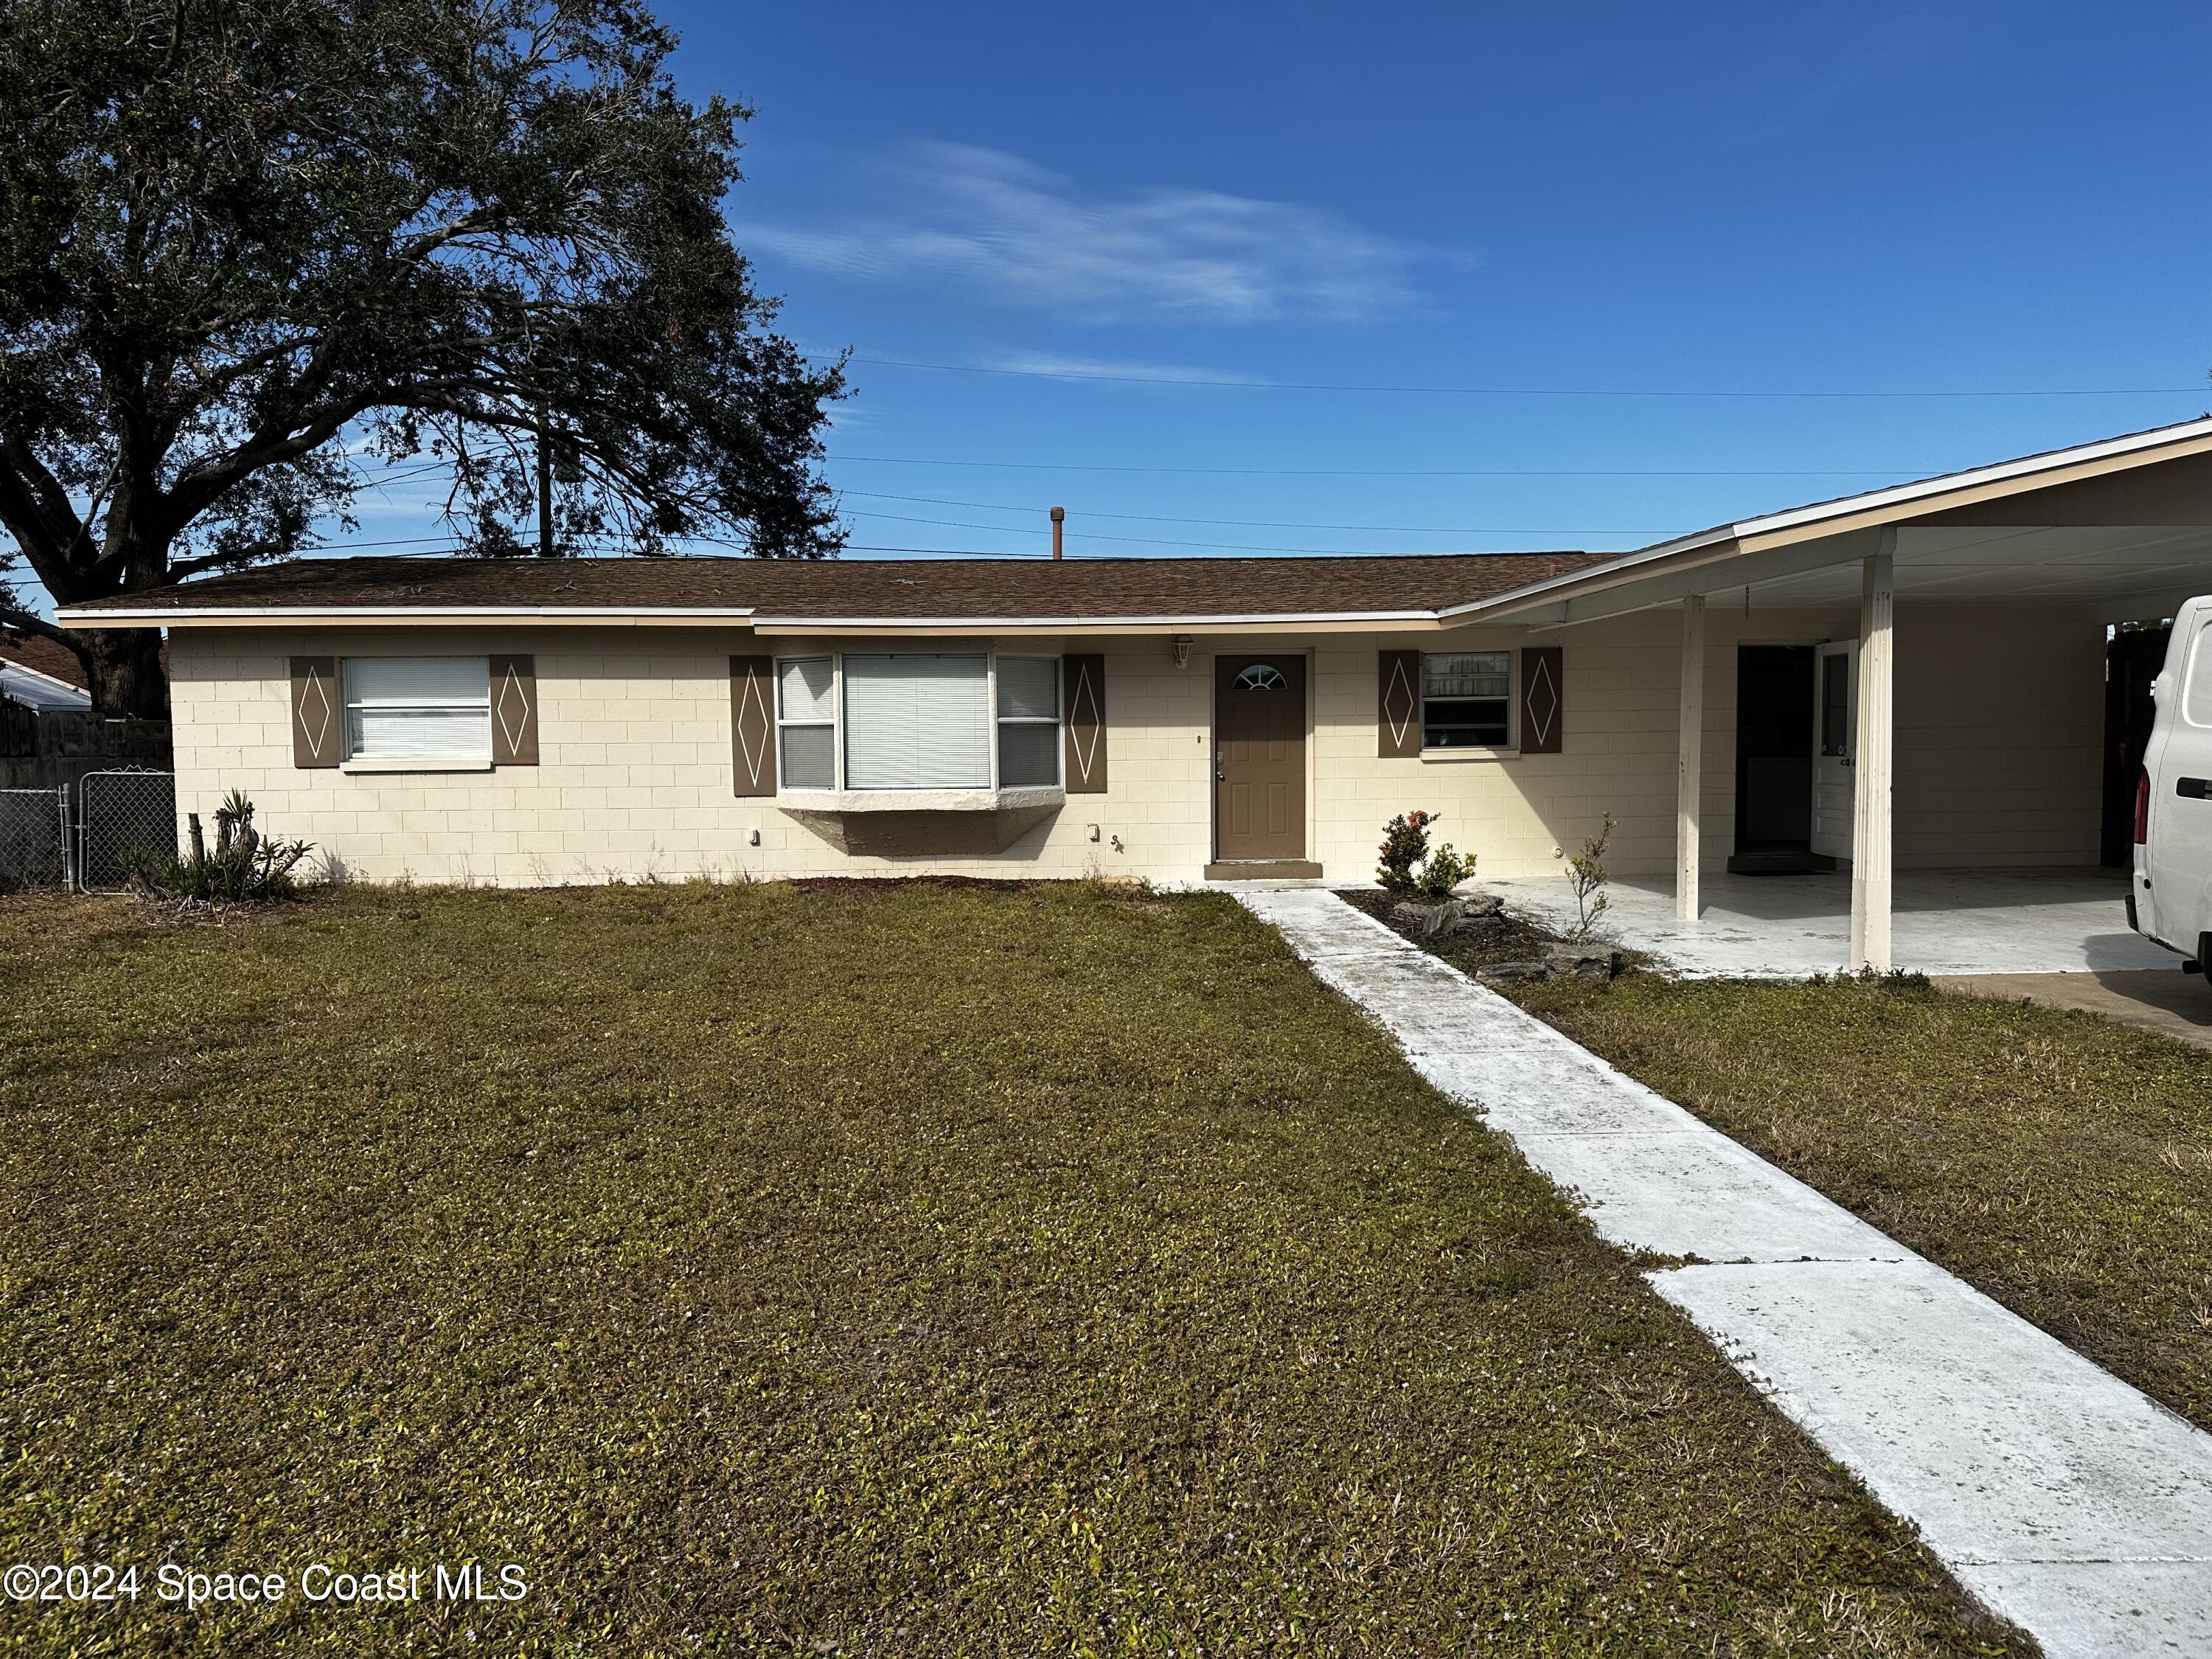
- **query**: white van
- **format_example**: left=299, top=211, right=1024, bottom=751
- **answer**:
left=2132, top=598, right=2212, bottom=968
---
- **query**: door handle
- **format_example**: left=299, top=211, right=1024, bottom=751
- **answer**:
left=2180, top=777, right=2211, bottom=799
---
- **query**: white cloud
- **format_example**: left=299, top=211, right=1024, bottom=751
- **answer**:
left=979, top=351, right=1261, bottom=385
left=747, top=142, right=1458, bottom=323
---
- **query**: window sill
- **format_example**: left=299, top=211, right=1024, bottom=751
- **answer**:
left=776, top=786, right=1065, bottom=812
left=1419, top=747, right=1519, bottom=762
left=340, top=756, right=495, bottom=774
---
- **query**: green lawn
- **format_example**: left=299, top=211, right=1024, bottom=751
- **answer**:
left=1350, top=889, right=2212, bottom=1440
left=0, top=883, right=2024, bottom=1656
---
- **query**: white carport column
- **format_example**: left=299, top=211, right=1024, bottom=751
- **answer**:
left=1674, top=594, right=1705, bottom=920
left=1850, top=533, right=1896, bottom=971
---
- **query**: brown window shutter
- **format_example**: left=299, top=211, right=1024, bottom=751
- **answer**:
left=289, top=656, right=340, bottom=768
left=490, top=654, right=539, bottom=765
left=1062, top=654, right=1106, bottom=793
left=730, top=655, right=777, bottom=796
left=1520, top=644, right=1563, bottom=754
left=1378, top=649, right=1422, bottom=757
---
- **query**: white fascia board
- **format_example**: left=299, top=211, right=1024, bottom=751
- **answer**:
left=750, top=610, right=1439, bottom=634
left=1438, top=416, right=2212, bottom=623
left=55, top=605, right=761, bottom=628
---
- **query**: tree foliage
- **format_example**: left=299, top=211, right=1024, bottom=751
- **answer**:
left=0, top=0, right=846, bottom=713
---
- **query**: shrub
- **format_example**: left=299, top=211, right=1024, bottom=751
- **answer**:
left=1413, top=843, right=1473, bottom=904
left=1378, top=810, right=1474, bottom=902
left=1566, top=811, right=1615, bottom=940
left=123, top=791, right=314, bottom=905
left=1376, top=810, right=1436, bottom=897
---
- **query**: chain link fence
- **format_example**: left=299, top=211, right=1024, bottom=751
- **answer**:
left=74, top=769, right=178, bottom=893
left=0, top=787, right=65, bottom=890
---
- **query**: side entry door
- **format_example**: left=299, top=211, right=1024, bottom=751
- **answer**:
left=1810, top=640, right=1857, bottom=861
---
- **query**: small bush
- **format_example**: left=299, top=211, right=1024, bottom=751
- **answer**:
left=1413, top=843, right=1473, bottom=903
left=1378, top=810, right=1472, bottom=902
left=1565, top=812, right=1615, bottom=940
left=1376, top=810, right=1436, bottom=897
left=123, top=790, right=313, bottom=905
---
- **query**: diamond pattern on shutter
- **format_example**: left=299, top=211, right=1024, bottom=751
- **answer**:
left=290, top=656, right=340, bottom=768
left=1063, top=654, right=1107, bottom=793
left=1377, top=649, right=1422, bottom=757
left=490, top=655, right=538, bottom=765
left=730, top=655, right=777, bottom=796
left=1520, top=644, right=1563, bottom=754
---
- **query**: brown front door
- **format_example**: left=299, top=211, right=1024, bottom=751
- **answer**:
left=1214, top=655, right=1307, bottom=860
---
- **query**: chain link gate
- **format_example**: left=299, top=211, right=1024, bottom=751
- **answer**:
left=0, top=787, right=66, bottom=889
left=74, top=768, right=177, bottom=893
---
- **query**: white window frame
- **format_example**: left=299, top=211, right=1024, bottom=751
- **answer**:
left=774, top=655, right=840, bottom=790
left=770, top=650, right=1066, bottom=794
left=338, top=655, right=494, bottom=773
left=994, top=654, right=1064, bottom=790
left=1419, top=648, right=1517, bottom=756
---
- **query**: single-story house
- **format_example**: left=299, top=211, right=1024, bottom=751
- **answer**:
left=55, top=417, right=2212, bottom=969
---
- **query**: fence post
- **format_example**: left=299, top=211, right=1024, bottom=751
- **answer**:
left=58, top=783, right=75, bottom=892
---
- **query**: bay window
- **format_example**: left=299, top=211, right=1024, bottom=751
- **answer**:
left=774, top=652, right=1063, bottom=793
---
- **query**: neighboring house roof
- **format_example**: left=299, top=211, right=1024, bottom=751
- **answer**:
left=0, top=630, right=93, bottom=711
left=53, top=550, right=1617, bottom=633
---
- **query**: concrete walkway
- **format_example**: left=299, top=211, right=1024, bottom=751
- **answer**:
left=1238, top=886, right=2212, bottom=1659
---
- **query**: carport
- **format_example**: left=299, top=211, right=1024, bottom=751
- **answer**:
left=1444, top=417, right=2212, bottom=971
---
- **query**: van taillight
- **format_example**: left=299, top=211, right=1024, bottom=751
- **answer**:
left=2135, top=767, right=2151, bottom=844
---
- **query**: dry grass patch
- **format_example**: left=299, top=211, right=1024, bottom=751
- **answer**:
left=0, top=883, right=2025, bottom=1656
left=1504, top=968, right=2212, bottom=1433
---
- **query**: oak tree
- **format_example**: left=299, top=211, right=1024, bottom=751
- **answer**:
left=0, top=0, right=846, bottom=714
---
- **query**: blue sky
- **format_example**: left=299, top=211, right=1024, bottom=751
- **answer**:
left=677, top=0, right=2212, bottom=562
left=27, top=1, right=2212, bottom=611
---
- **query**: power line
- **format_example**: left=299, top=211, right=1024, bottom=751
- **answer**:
left=830, top=453, right=1925, bottom=478
left=838, top=490, right=1674, bottom=536
left=849, top=355, right=2212, bottom=400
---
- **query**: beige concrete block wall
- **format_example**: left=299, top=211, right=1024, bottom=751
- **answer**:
left=170, top=627, right=1217, bottom=886
left=169, top=602, right=2107, bottom=888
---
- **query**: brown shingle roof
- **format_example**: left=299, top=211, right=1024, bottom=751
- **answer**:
left=62, top=552, right=1616, bottom=622
left=0, top=627, right=87, bottom=687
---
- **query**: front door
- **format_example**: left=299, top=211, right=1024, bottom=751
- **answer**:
left=1811, top=640, right=1857, bottom=860
left=1215, top=655, right=1307, bottom=860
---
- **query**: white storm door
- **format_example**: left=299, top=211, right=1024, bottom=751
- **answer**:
left=1811, top=640, right=1857, bottom=860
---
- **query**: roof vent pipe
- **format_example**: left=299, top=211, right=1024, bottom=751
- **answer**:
left=1050, top=505, right=1065, bottom=560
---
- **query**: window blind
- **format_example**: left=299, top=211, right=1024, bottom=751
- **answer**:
left=344, top=657, right=491, bottom=759
left=844, top=654, right=991, bottom=789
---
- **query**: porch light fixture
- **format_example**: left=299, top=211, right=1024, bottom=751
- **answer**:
left=1172, top=635, right=1193, bottom=669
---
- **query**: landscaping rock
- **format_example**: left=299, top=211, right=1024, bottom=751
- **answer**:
left=1543, top=943, right=1623, bottom=981
left=1476, top=960, right=1552, bottom=984
left=1391, top=891, right=1507, bottom=939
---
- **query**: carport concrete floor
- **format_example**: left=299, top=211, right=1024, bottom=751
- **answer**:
left=1485, top=866, right=2174, bottom=978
